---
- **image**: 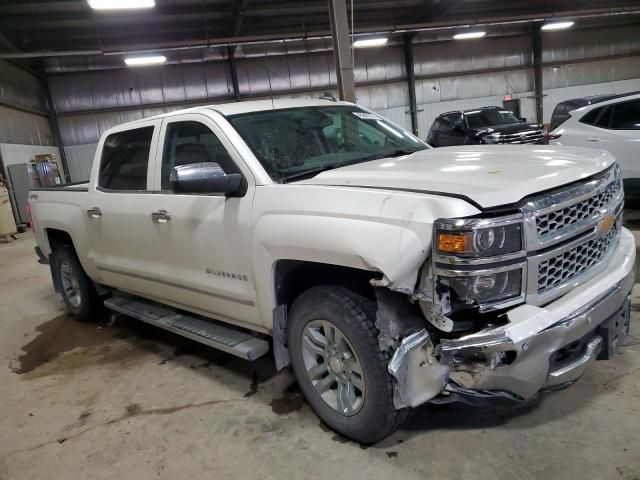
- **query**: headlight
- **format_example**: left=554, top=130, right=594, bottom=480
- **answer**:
left=443, top=269, right=523, bottom=305
left=435, top=221, right=523, bottom=258
left=482, top=133, right=502, bottom=144
left=430, top=214, right=526, bottom=319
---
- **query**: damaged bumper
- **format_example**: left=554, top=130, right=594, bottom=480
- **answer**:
left=390, top=228, right=636, bottom=407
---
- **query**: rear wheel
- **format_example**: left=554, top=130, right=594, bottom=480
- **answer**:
left=288, top=286, right=407, bottom=444
left=52, top=247, right=100, bottom=321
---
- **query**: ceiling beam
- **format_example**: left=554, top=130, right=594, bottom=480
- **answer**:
left=232, top=0, right=250, bottom=37
left=1, top=5, right=639, bottom=59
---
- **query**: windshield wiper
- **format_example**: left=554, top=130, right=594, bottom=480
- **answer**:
left=279, top=148, right=422, bottom=183
left=279, top=165, right=334, bottom=182
left=279, top=157, right=374, bottom=183
left=363, top=147, right=422, bottom=162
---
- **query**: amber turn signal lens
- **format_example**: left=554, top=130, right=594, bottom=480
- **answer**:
left=437, top=232, right=472, bottom=253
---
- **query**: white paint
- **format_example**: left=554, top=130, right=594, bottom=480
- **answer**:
left=300, top=144, right=614, bottom=207
left=550, top=92, right=640, bottom=180
left=29, top=101, right=627, bottom=337
left=543, top=78, right=640, bottom=123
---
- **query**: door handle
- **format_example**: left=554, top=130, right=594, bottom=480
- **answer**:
left=586, top=137, right=601, bottom=142
left=86, top=207, right=102, bottom=218
left=151, top=210, right=171, bottom=223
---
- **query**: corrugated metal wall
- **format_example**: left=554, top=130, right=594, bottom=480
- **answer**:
left=0, top=60, right=53, bottom=145
left=0, top=105, right=53, bottom=145
left=0, top=60, right=47, bottom=113
left=45, top=23, right=640, bottom=184
left=64, top=143, right=98, bottom=182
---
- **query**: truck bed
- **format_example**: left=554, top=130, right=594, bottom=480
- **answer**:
left=32, top=181, right=90, bottom=192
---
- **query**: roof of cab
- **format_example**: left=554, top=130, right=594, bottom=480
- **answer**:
left=117, top=98, right=355, bottom=129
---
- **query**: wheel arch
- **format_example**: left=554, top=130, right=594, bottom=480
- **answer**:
left=270, top=259, right=380, bottom=371
left=46, top=227, right=111, bottom=297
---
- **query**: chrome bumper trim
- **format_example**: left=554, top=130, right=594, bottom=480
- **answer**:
left=546, top=336, right=602, bottom=387
left=441, top=260, right=634, bottom=400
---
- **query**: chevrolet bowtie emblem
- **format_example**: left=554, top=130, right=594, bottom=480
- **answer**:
left=598, top=214, right=615, bottom=235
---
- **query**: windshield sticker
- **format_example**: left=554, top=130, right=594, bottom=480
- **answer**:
left=352, top=112, right=380, bottom=120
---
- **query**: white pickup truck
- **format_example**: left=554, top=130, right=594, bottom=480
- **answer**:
left=29, top=99, right=635, bottom=444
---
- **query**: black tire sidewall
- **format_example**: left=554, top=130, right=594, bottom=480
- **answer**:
left=288, top=286, right=399, bottom=444
left=52, top=247, right=95, bottom=321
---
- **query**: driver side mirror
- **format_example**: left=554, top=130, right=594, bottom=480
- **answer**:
left=520, top=117, right=527, bottom=123
left=170, top=162, right=243, bottom=195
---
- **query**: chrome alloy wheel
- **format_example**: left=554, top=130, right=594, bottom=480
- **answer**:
left=301, top=319, right=365, bottom=416
left=59, top=260, right=82, bottom=308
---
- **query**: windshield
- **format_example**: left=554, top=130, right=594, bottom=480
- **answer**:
left=464, top=109, right=521, bottom=129
left=228, top=106, right=427, bottom=182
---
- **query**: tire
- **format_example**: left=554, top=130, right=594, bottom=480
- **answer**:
left=51, top=246, right=100, bottom=322
left=288, top=286, right=408, bottom=444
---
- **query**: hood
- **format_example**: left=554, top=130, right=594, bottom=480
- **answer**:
left=475, top=122, right=543, bottom=135
left=298, top=145, right=615, bottom=208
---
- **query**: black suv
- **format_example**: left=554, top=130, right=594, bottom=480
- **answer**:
left=427, top=106, right=546, bottom=147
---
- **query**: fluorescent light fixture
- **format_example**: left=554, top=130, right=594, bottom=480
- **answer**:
left=353, top=37, right=388, bottom=48
left=124, top=55, right=166, bottom=66
left=88, top=0, right=155, bottom=10
left=453, top=31, right=486, bottom=40
left=541, top=21, right=575, bottom=31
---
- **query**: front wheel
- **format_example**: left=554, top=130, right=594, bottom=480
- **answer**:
left=288, top=286, right=407, bottom=444
left=52, top=246, right=100, bottom=321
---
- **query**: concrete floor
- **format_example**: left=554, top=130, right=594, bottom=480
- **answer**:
left=1, top=228, right=640, bottom=480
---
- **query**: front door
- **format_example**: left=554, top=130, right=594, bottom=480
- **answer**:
left=147, top=113, right=261, bottom=329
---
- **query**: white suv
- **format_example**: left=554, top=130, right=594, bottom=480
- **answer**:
left=549, top=92, right=640, bottom=198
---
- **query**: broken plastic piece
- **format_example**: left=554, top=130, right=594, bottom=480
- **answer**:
left=388, top=329, right=448, bottom=408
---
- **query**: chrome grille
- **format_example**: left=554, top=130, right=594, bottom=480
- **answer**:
left=497, top=130, right=545, bottom=144
left=537, top=223, right=619, bottom=293
left=536, top=180, right=622, bottom=237
left=522, top=164, right=624, bottom=306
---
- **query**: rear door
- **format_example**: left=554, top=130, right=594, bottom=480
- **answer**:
left=439, top=113, right=466, bottom=146
left=146, top=113, right=261, bottom=329
left=433, top=115, right=454, bottom=146
left=85, top=120, right=165, bottom=299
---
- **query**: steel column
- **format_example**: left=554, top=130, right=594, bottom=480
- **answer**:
left=227, top=46, right=241, bottom=102
left=328, top=0, right=355, bottom=102
left=403, top=34, right=418, bottom=136
left=39, top=74, right=71, bottom=183
left=532, top=23, right=543, bottom=124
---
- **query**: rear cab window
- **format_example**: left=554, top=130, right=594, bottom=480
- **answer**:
left=98, top=126, right=154, bottom=191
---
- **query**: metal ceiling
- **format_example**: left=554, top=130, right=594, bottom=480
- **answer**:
left=1, top=0, right=640, bottom=63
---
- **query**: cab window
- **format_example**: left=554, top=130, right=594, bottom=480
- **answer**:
left=580, top=106, right=605, bottom=126
left=161, top=121, right=240, bottom=190
left=610, top=100, right=640, bottom=130
left=98, top=126, right=154, bottom=191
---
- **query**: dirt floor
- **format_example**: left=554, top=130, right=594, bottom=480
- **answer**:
left=1, top=224, right=640, bottom=480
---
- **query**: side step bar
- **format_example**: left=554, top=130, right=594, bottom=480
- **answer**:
left=104, top=293, right=269, bottom=361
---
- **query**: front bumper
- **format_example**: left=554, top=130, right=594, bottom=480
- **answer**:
left=438, top=227, right=636, bottom=401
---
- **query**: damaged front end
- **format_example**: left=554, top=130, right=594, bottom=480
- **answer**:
left=379, top=177, right=635, bottom=409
